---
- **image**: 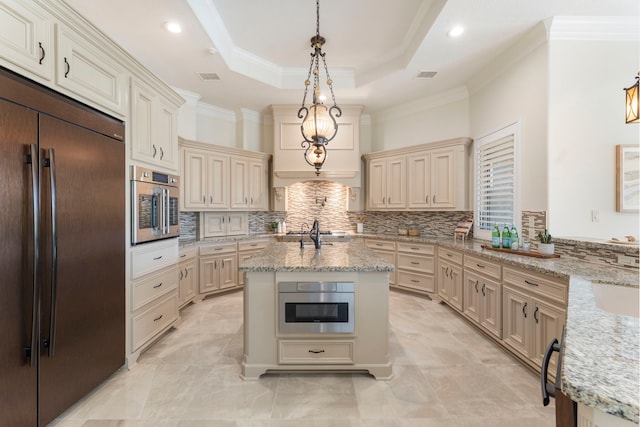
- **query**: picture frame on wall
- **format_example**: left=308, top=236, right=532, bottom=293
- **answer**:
left=616, top=144, right=640, bottom=212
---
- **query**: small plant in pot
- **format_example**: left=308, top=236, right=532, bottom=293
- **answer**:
left=537, top=229, right=554, bottom=254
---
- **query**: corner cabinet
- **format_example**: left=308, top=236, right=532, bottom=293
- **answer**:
left=180, top=138, right=271, bottom=212
left=363, top=138, right=471, bottom=211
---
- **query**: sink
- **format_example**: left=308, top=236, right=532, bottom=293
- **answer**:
left=591, top=282, right=639, bottom=318
left=300, top=243, right=333, bottom=249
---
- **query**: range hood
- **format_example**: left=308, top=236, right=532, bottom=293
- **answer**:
left=270, top=105, right=364, bottom=189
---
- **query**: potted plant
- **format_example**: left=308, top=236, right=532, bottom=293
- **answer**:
left=537, top=229, right=554, bottom=254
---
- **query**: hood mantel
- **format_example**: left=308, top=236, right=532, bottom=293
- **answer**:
left=270, top=104, right=364, bottom=189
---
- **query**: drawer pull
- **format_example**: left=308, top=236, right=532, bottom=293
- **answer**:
left=153, top=314, right=163, bottom=322
left=214, top=247, right=224, bottom=251
left=522, top=302, right=528, bottom=318
left=534, top=307, right=539, bottom=323
left=524, top=279, right=539, bottom=287
left=153, top=256, right=163, bottom=260
left=481, top=283, right=486, bottom=296
left=410, top=247, right=420, bottom=251
left=446, top=253, right=453, bottom=258
left=410, top=261, right=420, bottom=265
left=308, top=349, right=325, bottom=354
left=411, top=279, right=420, bottom=283
left=180, top=254, right=187, bottom=258
left=376, top=243, right=383, bottom=246
left=475, top=281, right=479, bottom=292
left=179, top=271, right=183, bottom=280
left=153, top=282, right=163, bottom=289
left=184, top=269, right=188, bottom=278
left=250, top=243, right=258, bottom=247
left=476, top=263, right=485, bottom=268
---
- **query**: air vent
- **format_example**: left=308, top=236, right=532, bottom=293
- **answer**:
left=416, top=71, right=437, bottom=79
left=197, top=72, right=220, bottom=81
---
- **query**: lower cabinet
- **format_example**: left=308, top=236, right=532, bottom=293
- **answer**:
left=396, top=242, right=435, bottom=294
left=178, top=247, right=197, bottom=308
left=502, top=266, right=567, bottom=378
left=437, top=247, right=463, bottom=311
left=462, top=255, right=502, bottom=339
left=238, top=239, right=271, bottom=286
left=199, top=242, right=238, bottom=294
left=365, top=238, right=396, bottom=286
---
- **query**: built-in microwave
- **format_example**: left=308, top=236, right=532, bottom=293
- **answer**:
left=131, top=166, right=180, bottom=245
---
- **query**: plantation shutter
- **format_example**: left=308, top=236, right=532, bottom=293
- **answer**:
left=475, top=133, right=516, bottom=238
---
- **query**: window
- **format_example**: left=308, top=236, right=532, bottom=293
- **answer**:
left=474, top=122, right=521, bottom=240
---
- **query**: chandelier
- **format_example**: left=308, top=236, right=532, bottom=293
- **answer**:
left=298, top=0, right=342, bottom=175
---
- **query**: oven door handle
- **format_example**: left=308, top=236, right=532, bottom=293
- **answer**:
left=541, top=337, right=560, bottom=406
left=163, top=187, right=170, bottom=234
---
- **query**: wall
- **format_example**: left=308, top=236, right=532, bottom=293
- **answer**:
left=548, top=39, right=640, bottom=239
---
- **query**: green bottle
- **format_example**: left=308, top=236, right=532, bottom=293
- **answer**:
left=502, top=224, right=511, bottom=248
left=510, top=225, right=519, bottom=249
left=491, top=224, right=501, bottom=248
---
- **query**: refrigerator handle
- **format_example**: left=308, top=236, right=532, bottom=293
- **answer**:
left=26, top=144, right=40, bottom=367
left=541, top=337, right=560, bottom=406
left=45, top=148, right=58, bottom=357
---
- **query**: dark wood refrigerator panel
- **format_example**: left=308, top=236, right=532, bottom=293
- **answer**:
left=0, top=98, right=39, bottom=427
left=37, top=115, right=126, bottom=427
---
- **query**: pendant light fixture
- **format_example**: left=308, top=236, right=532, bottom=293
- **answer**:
left=624, top=73, right=639, bottom=124
left=298, top=0, right=342, bottom=175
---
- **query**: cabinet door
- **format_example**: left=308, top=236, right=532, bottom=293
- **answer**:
left=238, top=252, right=256, bottom=286
left=367, top=159, right=387, bottom=209
left=202, top=213, right=226, bottom=237
left=463, top=270, right=481, bottom=323
left=531, top=299, right=565, bottom=376
left=131, top=79, right=155, bottom=162
left=249, top=159, right=268, bottom=210
left=447, top=263, right=463, bottom=312
left=199, top=256, right=219, bottom=293
left=156, top=98, right=178, bottom=170
left=183, top=150, right=208, bottom=210
left=55, top=25, right=126, bottom=115
left=219, top=254, right=238, bottom=289
left=502, top=285, right=530, bottom=359
left=430, top=150, right=455, bottom=209
left=386, top=156, right=406, bottom=209
left=0, top=0, right=53, bottom=81
left=230, top=156, right=250, bottom=210
left=407, top=153, right=430, bottom=208
left=437, top=261, right=450, bottom=301
left=226, top=213, right=248, bottom=235
left=480, top=277, right=502, bottom=339
left=207, top=153, right=229, bottom=209
left=179, top=260, right=196, bottom=306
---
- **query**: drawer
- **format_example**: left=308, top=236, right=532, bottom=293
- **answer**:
left=464, top=254, right=501, bottom=280
left=397, top=270, right=435, bottom=293
left=131, top=266, right=178, bottom=311
left=503, top=267, right=568, bottom=306
left=365, top=239, right=396, bottom=251
left=199, top=241, right=237, bottom=256
left=278, top=340, right=354, bottom=365
left=131, top=239, right=179, bottom=280
left=238, top=239, right=270, bottom=252
left=437, top=247, right=463, bottom=265
left=397, top=242, right=434, bottom=256
left=131, top=293, right=178, bottom=351
left=179, top=247, right=197, bottom=261
left=397, top=253, right=434, bottom=273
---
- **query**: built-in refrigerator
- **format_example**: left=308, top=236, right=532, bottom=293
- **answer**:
left=0, top=68, right=125, bottom=426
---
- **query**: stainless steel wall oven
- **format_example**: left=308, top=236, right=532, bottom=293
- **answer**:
left=131, top=166, right=179, bottom=245
left=278, top=281, right=355, bottom=334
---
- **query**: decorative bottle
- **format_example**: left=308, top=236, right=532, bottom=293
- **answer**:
left=491, top=224, right=501, bottom=248
left=501, top=224, right=511, bottom=248
left=510, top=225, right=519, bottom=250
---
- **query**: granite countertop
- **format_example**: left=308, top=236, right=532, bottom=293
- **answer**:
left=239, top=241, right=394, bottom=273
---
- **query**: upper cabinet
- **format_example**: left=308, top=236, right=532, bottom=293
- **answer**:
left=130, top=77, right=180, bottom=171
left=180, top=138, right=271, bottom=212
left=363, top=138, right=472, bottom=211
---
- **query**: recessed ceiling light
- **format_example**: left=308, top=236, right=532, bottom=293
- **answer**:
left=164, top=21, right=182, bottom=34
left=448, top=25, right=464, bottom=38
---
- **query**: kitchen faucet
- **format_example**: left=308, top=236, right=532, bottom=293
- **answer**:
left=309, top=219, right=321, bottom=249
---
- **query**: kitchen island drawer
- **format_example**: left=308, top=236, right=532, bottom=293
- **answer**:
left=131, top=293, right=178, bottom=351
left=131, top=265, right=178, bottom=311
left=397, top=270, right=435, bottom=293
left=397, top=253, right=434, bottom=273
left=397, top=242, right=434, bottom=256
left=503, top=267, right=568, bottom=305
left=464, top=254, right=501, bottom=279
left=278, top=340, right=354, bottom=364
left=365, top=239, right=396, bottom=251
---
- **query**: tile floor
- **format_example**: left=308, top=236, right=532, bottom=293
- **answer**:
left=51, top=290, right=556, bottom=426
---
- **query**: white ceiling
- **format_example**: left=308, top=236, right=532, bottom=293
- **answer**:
left=64, top=0, right=638, bottom=115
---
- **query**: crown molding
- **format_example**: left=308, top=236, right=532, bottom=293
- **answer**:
left=548, top=16, right=640, bottom=41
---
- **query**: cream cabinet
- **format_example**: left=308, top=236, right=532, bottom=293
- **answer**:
left=0, top=0, right=54, bottom=81
left=366, top=156, right=406, bottom=210
left=180, top=138, right=270, bottom=212
left=437, top=247, right=463, bottom=312
left=199, top=242, right=238, bottom=294
left=502, top=266, right=567, bottom=378
left=201, top=212, right=248, bottom=237
left=178, top=247, right=197, bottom=308
left=364, top=138, right=471, bottom=211
left=238, top=239, right=271, bottom=286
left=365, top=239, right=396, bottom=286
left=462, top=255, right=502, bottom=339
left=396, top=242, right=435, bottom=294
left=55, top=23, right=127, bottom=116
left=130, top=77, right=179, bottom=171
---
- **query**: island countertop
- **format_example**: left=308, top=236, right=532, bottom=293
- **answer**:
left=238, top=241, right=395, bottom=273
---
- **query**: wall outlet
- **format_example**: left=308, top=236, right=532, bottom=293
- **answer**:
left=591, top=209, right=600, bottom=222
left=617, top=255, right=638, bottom=267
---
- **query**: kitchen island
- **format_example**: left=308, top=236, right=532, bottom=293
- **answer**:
left=238, top=241, right=395, bottom=380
